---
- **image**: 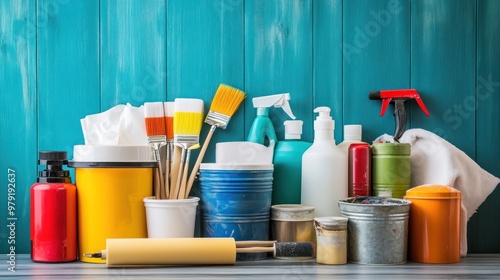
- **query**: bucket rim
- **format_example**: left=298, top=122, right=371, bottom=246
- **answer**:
left=69, top=161, right=157, bottom=168
left=200, top=163, right=273, bottom=171
left=338, top=196, right=412, bottom=206
left=200, top=188, right=272, bottom=193
left=144, top=196, right=200, bottom=205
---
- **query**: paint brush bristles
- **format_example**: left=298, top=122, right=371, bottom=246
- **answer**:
left=145, top=102, right=167, bottom=136
left=209, top=84, right=247, bottom=120
left=205, top=84, right=246, bottom=129
left=164, top=102, right=175, bottom=140
left=171, top=98, right=204, bottom=199
left=144, top=102, right=166, bottom=199
left=184, top=84, right=246, bottom=199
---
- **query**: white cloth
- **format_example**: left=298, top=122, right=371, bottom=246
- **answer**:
left=376, top=128, right=500, bottom=257
left=80, top=103, right=148, bottom=145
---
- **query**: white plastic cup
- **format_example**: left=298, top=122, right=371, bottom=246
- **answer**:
left=143, top=196, right=200, bottom=238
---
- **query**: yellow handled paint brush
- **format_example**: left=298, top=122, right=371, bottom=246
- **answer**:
left=144, top=102, right=166, bottom=199
left=184, top=84, right=245, bottom=199
left=171, top=98, right=204, bottom=200
left=163, top=102, right=175, bottom=199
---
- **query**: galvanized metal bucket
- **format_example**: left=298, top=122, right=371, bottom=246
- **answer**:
left=338, top=196, right=412, bottom=264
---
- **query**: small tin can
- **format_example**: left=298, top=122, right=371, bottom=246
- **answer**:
left=314, top=217, right=348, bottom=265
left=372, top=143, right=411, bottom=199
left=270, top=204, right=315, bottom=259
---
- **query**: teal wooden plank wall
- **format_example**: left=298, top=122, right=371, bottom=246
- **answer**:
left=1, top=0, right=499, bottom=255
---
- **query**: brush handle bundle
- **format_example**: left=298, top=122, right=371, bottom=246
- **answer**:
left=88, top=238, right=314, bottom=266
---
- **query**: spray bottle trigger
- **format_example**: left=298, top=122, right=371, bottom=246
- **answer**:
left=380, top=98, right=392, bottom=117
left=415, top=96, right=430, bottom=116
left=280, top=101, right=296, bottom=119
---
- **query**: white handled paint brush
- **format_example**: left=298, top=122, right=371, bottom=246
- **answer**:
left=144, top=102, right=166, bottom=199
left=171, top=98, right=204, bottom=199
left=184, top=84, right=245, bottom=199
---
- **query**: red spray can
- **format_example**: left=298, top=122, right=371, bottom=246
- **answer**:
left=348, top=143, right=371, bottom=197
left=30, top=151, right=77, bottom=262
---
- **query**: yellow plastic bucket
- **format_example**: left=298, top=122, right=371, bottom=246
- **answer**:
left=69, top=145, right=156, bottom=263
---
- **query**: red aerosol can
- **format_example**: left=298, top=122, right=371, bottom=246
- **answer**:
left=348, top=143, right=371, bottom=197
left=30, top=151, right=77, bottom=262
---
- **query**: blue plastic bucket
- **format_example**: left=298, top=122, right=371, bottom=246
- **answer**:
left=202, top=214, right=270, bottom=261
left=200, top=188, right=272, bottom=216
left=199, top=164, right=273, bottom=216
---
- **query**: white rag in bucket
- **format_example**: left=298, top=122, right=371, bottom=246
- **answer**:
left=80, top=103, right=148, bottom=145
left=375, top=128, right=500, bottom=257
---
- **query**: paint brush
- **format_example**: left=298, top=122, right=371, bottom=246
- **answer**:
left=171, top=98, right=204, bottom=200
left=184, top=84, right=245, bottom=199
left=163, top=102, right=174, bottom=199
left=144, top=102, right=166, bottom=199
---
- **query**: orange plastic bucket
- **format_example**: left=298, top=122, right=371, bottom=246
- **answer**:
left=404, top=184, right=461, bottom=263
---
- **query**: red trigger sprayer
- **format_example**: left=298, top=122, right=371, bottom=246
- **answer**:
left=369, top=89, right=430, bottom=142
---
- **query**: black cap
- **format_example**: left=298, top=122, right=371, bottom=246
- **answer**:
left=39, top=151, right=68, bottom=165
left=38, top=151, right=71, bottom=183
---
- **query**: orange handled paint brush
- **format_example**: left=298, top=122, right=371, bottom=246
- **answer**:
left=144, top=102, right=166, bottom=199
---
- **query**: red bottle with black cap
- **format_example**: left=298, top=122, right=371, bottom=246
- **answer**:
left=30, top=151, right=77, bottom=262
left=348, top=143, right=371, bottom=197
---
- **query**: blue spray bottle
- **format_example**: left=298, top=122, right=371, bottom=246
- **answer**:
left=247, top=93, right=295, bottom=148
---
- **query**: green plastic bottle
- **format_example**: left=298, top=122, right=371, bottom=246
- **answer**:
left=272, top=120, right=311, bottom=205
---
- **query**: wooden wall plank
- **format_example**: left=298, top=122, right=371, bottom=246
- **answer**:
left=167, top=0, right=245, bottom=163
left=410, top=0, right=476, bottom=156
left=101, top=0, right=167, bottom=109
left=313, top=0, right=343, bottom=142
left=37, top=0, right=100, bottom=153
left=471, top=0, right=500, bottom=253
left=245, top=0, right=313, bottom=142
left=0, top=0, right=37, bottom=255
left=343, top=0, right=410, bottom=143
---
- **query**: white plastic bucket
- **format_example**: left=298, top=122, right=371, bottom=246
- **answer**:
left=143, top=196, right=200, bottom=238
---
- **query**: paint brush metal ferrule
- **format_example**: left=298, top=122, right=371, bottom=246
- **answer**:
left=147, top=135, right=167, bottom=161
left=205, top=110, right=231, bottom=129
left=174, top=135, right=199, bottom=149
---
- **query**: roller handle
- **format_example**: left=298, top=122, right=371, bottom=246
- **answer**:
left=237, top=242, right=315, bottom=258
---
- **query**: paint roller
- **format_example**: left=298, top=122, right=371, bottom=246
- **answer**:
left=83, top=238, right=315, bottom=266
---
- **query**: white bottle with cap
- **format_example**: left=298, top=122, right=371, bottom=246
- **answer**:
left=301, top=107, right=347, bottom=217
left=338, top=124, right=363, bottom=154
left=272, top=120, right=312, bottom=205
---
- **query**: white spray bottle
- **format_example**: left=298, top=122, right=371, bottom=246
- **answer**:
left=301, top=106, right=347, bottom=217
left=247, top=93, right=296, bottom=148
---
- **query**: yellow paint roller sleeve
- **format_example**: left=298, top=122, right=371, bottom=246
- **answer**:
left=106, top=238, right=237, bottom=266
